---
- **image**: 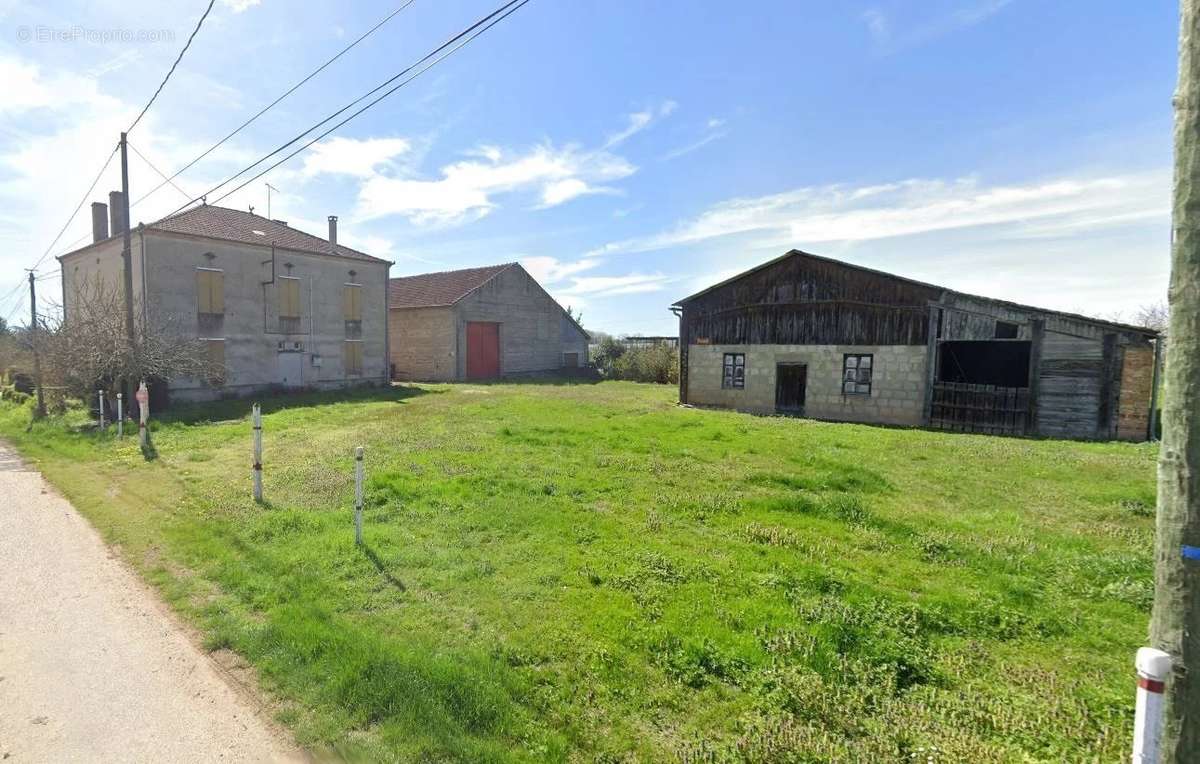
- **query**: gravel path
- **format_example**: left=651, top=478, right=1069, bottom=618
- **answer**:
left=0, top=442, right=303, bottom=762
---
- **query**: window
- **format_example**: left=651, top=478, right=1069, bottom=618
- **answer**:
left=196, top=269, right=224, bottom=315
left=722, top=353, right=745, bottom=389
left=203, top=338, right=226, bottom=386
left=279, top=277, right=301, bottom=319
left=344, top=340, right=363, bottom=376
left=994, top=320, right=1019, bottom=339
left=842, top=354, right=872, bottom=395
left=343, top=283, right=362, bottom=338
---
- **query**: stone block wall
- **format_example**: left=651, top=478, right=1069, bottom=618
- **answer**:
left=686, top=343, right=928, bottom=425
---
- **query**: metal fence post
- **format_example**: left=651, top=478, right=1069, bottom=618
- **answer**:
left=252, top=404, right=263, bottom=502
left=354, top=446, right=364, bottom=546
left=137, top=382, right=149, bottom=449
left=1133, top=647, right=1172, bottom=763
left=116, top=393, right=123, bottom=438
left=98, top=389, right=105, bottom=431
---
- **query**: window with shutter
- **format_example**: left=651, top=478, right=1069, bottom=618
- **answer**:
left=343, top=284, right=362, bottom=321
left=345, top=341, right=363, bottom=376
left=196, top=269, right=224, bottom=315
left=205, top=339, right=226, bottom=385
left=279, top=278, right=301, bottom=319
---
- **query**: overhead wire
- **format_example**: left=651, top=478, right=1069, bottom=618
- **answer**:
left=126, top=0, right=217, bottom=133
left=28, top=144, right=119, bottom=273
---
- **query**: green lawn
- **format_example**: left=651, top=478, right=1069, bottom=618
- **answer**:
left=0, top=381, right=1156, bottom=761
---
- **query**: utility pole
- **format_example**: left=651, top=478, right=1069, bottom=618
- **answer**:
left=27, top=271, right=44, bottom=418
left=119, top=132, right=136, bottom=406
left=1153, top=2, right=1200, bottom=759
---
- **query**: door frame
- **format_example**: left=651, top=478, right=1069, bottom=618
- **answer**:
left=775, top=362, right=807, bottom=416
left=465, top=321, right=502, bottom=380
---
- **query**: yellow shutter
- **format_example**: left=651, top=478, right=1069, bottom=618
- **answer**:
left=344, top=285, right=362, bottom=321
left=345, top=341, right=362, bottom=375
left=196, top=270, right=224, bottom=315
left=280, top=279, right=300, bottom=318
left=207, top=340, right=225, bottom=384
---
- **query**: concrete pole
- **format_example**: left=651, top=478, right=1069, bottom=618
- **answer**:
left=27, top=271, right=44, bottom=418
left=116, top=393, right=123, bottom=438
left=137, top=381, right=149, bottom=449
left=354, top=446, right=364, bottom=546
left=1135, top=648, right=1174, bottom=764
left=1154, top=2, right=1200, bottom=758
left=98, top=389, right=105, bottom=431
left=252, top=404, right=263, bottom=503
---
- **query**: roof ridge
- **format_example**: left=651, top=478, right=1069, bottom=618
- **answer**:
left=389, top=262, right=514, bottom=281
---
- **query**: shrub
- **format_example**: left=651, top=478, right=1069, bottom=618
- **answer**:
left=607, top=344, right=679, bottom=385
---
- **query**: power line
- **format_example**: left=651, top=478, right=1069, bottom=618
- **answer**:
left=29, top=144, right=119, bottom=273
left=130, top=0, right=418, bottom=211
left=127, top=0, right=216, bottom=134
left=128, top=141, right=193, bottom=201
left=162, top=0, right=531, bottom=219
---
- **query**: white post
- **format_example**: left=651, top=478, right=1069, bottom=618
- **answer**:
left=116, top=393, right=123, bottom=437
left=98, top=389, right=105, bottom=431
left=354, top=446, right=364, bottom=546
left=137, top=381, right=149, bottom=449
left=252, top=404, right=263, bottom=503
left=1133, top=647, right=1173, bottom=763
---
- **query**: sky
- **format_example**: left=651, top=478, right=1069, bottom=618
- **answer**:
left=0, top=0, right=1178, bottom=336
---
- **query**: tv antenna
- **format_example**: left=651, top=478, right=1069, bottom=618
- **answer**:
left=266, top=183, right=280, bottom=220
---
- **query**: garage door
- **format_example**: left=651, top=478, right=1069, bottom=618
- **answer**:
left=466, top=322, right=500, bottom=379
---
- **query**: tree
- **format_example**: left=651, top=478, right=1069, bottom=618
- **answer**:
left=41, top=277, right=220, bottom=400
left=1136, top=301, right=1170, bottom=335
left=1153, top=3, right=1200, bottom=758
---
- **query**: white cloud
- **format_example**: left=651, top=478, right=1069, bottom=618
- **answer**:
left=520, top=256, right=602, bottom=284
left=301, top=136, right=411, bottom=178
left=862, top=0, right=1011, bottom=53
left=588, top=172, right=1168, bottom=257
left=661, top=129, right=728, bottom=161
left=354, top=143, right=636, bottom=226
left=220, top=0, right=261, bottom=13
left=603, top=100, right=678, bottom=149
left=556, top=272, right=672, bottom=298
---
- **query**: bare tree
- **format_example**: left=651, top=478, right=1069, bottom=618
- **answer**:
left=1136, top=300, right=1170, bottom=335
left=41, top=277, right=220, bottom=399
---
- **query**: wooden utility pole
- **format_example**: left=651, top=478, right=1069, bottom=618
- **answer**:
left=27, top=271, right=44, bottom=418
left=1153, top=2, right=1200, bottom=759
left=119, top=132, right=136, bottom=406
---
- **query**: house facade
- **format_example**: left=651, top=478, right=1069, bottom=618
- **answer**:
left=388, top=263, right=589, bottom=381
left=59, top=199, right=391, bottom=403
left=672, top=250, right=1160, bottom=441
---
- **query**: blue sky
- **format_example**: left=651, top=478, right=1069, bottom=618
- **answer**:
left=0, top=0, right=1177, bottom=335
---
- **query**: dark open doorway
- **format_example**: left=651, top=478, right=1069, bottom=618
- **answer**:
left=775, top=363, right=807, bottom=415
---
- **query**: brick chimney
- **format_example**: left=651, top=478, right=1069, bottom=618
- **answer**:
left=108, top=191, right=127, bottom=236
left=91, top=202, right=109, bottom=243
left=328, top=215, right=338, bottom=253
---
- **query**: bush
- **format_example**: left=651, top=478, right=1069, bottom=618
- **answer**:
left=607, top=345, right=679, bottom=385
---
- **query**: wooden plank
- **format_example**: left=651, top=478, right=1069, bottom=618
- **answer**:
left=922, top=305, right=938, bottom=424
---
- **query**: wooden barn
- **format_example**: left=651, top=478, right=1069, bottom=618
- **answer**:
left=388, top=262, right=589, bottom=381
left=671, top=250, right=1161, bottom=441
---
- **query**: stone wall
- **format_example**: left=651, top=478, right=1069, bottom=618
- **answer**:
left=686, top=343, right=928, bottom=425
left=1116, top=345, right=1155, bottom=441
left=388, top=306, right=457, bottom=381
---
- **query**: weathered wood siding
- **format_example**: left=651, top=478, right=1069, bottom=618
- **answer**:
left=1036, top=331, right=1107, bottom=438
left=684, top=254, right=941, bottom=346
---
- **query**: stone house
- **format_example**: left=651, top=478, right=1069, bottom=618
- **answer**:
left=388, top=263, right=589, bottom=381
left=671, top=250, right=1161, bottom=441
left=58, top=198, right=391, bottom=403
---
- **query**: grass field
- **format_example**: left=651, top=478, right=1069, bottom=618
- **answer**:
left=0, top=381, right=1157, bottom=762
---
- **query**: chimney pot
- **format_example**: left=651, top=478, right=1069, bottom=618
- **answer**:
left=328, top=215, right=338, bottom=252
left=91, top=202, right=109, bottom=243
left=108, top=191, right=127, bottom=236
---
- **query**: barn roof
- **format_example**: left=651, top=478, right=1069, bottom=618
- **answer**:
left=672, top=249, right=1159, bottom=337
left=60, top=204, right=388, bottom=263
left=388, top=263, right=515, bottom=308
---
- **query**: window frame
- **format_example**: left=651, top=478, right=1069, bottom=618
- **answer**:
left=994, top=320, right=1020, bottom=339
left=278, top=275, right=302, bottom=320
left=841, top=353, right=873, bottom=396
left=722, top=352, right=746, bottom=389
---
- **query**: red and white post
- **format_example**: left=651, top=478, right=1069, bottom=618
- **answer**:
left=97, top=389, right=105, bottom=431
left=252, top=404, right=263, bottom=503
left=1133, top=647, right=1172, bottom=763
left=116, top=392, right=123, bottom=438
left=354, top=446, right=364, bottom=546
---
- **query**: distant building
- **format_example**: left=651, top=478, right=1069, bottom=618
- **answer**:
left=59, top=199, right=391, bottom=403
left=388, top=263, right=589, bottom=381
left=671, top=250, right=1160, bottom=441
left=620, top=336, right=679, bottom=349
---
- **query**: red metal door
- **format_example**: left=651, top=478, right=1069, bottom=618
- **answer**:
left=466, top=322, right=500, bottom=379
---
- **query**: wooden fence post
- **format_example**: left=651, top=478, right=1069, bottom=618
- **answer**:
left=354, top=446, right=364, bottom=546
left=252, top=404, right=263, bottom=503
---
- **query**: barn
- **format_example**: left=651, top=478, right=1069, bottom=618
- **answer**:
left=671, top=250, right=1161, bottom=441
left=388, top=262, right=589, bottom=381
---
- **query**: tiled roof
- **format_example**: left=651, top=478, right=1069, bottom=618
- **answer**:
left=146, top=204, right=387, bottom=263
left=388, top=264, right=514, bottom=308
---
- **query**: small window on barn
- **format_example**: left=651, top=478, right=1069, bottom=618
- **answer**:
left=842, top=354, right=872, bottom=395
left=722, top=353, right=745, bottom=389
left=995, top=321, right=1019, bottom=339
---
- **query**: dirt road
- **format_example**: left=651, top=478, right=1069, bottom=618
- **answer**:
left=0, top=442, right=303, bottom=762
